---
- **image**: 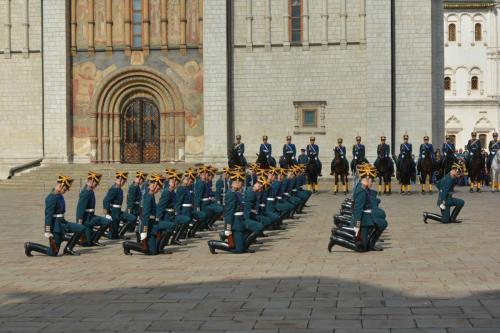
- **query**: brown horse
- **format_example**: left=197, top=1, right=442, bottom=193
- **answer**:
left=331, top=149, right=349, bottom=195
left=468, top=151, right=485, bottom=192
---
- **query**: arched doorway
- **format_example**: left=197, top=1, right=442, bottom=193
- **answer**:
left=121, top=98, right=160, bottom=163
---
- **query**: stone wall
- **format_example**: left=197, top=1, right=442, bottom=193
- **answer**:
left=0, top=0, right=43, bottom=178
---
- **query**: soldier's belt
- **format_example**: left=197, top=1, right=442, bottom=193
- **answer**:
left=111, top=204, right=121, bottom=208
left=149, top=215, right=155, bottom=219
left=267, top=198, right=275, bottom=201
left=251, top=209, right=257, bottom=214
left=259, top=204, right=265, bottom=207
left=202, top=198, right=210, bottom=202
left=363, top=209, right=372, bottom=213
left=182, top=204, right=193, bottom=207
left=165, top=208, right=174, bottom=212
left=284, top=193, right=290, bottom=196
left=134, top=201, right=140, bottom=204
left=234, top=212, right=244, bottom=216
left=277, top=196, right=283, bottom=200
left=292, top=189, right=298, bottom=192
left=53, top=214, right=64, bottom=218
left=84, top=209, right=95, bottom=213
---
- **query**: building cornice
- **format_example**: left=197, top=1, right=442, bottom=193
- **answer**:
left=444, top=3, right=495, bottom=10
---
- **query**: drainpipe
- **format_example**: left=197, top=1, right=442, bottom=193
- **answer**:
left=390, top=0, right=396, bottom=155
left=226, top=0, right=235, bottom=151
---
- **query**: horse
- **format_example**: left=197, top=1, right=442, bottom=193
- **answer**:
left=281, top=153, right=295, bottom=169
left=418, top=146, right=434, bottom=194
left=397, top=153, right=414, bottom=194
left=331, top=149, right=349, bottom=195
left=374, top=154, right=393, bottom=195
left=468, top=150, right=485, bottom=192
left=440, top=150, right=457, bottom=177
left=491, top=150, right=500, bottom=192
left=228, top=148, right=245, bottom=170
left=434, top=156, right=445, bottom=182
left=255, top=151, right=276, bottom=169
left=305, top=157, right=319, bottom=193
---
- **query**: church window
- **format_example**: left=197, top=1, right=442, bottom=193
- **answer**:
left=444, top=77, right=451, bottom=91
left=290, top=0, right=302, bottom=44
left=475, top=23, right=482, bottom=41
left=293, top=101, right=327, bottom=135
left=131, top=0, right=143, bottom=48
left=471, top=76, right=479, bottom=90
left=448, top=23, right=456, bottom=42
left=302, top=110, right=317, bottom=127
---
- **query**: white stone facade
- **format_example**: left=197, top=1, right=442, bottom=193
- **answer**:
left=444, top=0, right=500, bottom=150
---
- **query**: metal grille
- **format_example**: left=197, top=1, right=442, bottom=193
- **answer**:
left=121, top=98, right=160, bottom=163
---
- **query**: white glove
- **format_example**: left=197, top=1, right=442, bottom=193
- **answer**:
left=105, top=214, right=112, bottom=220
left=354, top=221, right=360, bottom=237
left=439, top=202, right=446, bottom=210
left=224, top=230, right=232, bottom=236
left=140, top=232, right=147, bottom=240
left=44, top=232, right=53, bottom=239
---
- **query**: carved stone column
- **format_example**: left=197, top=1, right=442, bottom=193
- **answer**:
left=22, top=0, right=29, bottom=57
left=4, top=0, right=11, bottom=58
left=71, top=0, right=77, bottom=55
left=282, top=0, right=290, bottom=51
left=359, top=0, right=366, bottom=44
left=105, top=0, right=112, bottom=52
left=302, top=0, right=309, bottom=50
left=246, top=0, right=253, bottom=51
left=112, top=112, right=120, bottom=162
left=124, top=0, right=131, bottom=54
left=264, top=0, right=271, bottom=51
left=321, top=0, right=328, bottom=49
left=88, top=0, right=95, bottom=54
left=198, top=0, right=203, bottom=51
left=180, top=0, right=187, bottom=54
left=340, top=0, right=347, bottom=48
left=161, top=0, right=168, bottom=52
left=143, top=0, right=150, bottom=54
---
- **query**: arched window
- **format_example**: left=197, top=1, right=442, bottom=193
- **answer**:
left=131, top=0, right=143, bottom=48
left=444, top=77, right=451, bottom=91
left=475, top=23, right=482, bottom=41
left=289, top=0, right=302, bottom=44
left=448, top=23, right=456, bottom=42
left=471, top=76, right=479, bottom=90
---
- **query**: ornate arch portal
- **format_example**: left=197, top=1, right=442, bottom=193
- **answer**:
left=90, top=67, right=185, bottom=163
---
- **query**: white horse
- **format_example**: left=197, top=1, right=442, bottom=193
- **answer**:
left=492, top=150, right=500, bottom=192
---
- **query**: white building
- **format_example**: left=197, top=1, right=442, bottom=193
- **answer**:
left=444, top=0, right=500, bottom=150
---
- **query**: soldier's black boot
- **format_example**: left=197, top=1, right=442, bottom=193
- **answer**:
left=122, top=241, right=147, bottom=255
left=24, top=242, right=49, bottom=257
left=157, top=232, right=173, bottom=254
left=329, top=235, right=360, bottom=252
left=368, top=230, right=384, bottom=251
left=188, top=219, right=203, bottom=238
left=245, top=232, right=260, bottom=253
left=333, top=228, right=356, bottom=242
left=172, top=224, right=189, bottom=245
left=118, top=221, right=135, bottom=239
left=64, top=233, right=82, bottom=256
left=423, top=212, right=443, bottom=223
left=450, top=206, right=463, bottom=223
left=207, top=240, right=231, bottom=254
left=92, top=225, right=108, bottom=246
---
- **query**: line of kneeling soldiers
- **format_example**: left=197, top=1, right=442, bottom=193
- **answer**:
left=328, top=163, right=388, bottom=252
left=24, top=164, right=312, bottom=257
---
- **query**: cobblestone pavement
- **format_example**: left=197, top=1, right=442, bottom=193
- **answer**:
left=0, top=184, right=499, bottom=332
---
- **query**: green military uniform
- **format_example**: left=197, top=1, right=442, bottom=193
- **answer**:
left=103, top=172, right=137, bottom=239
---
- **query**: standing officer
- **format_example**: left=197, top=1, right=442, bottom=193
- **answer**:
left=307, top=136, right=322, bottom=176
left=76, top=171, right=112, bottom=246
left=282, top=135, right=297, bottom=166
left=25, top=176, right=85, bottom=257
left=123, top=174, right=166, bottom=255
left=487, top=132, right=499, bottom=173
left=103, top=172, right=137, bottom=239
left=423, top=163, right=465, bottom=224
left=351, top=136, right=368, bottom=174
left=260, top=135, right=273, bottom=166
left=331, top=138, right=349, bottom=175
left=466, top=131, right=482, bottom=169
left=233, top=134, right=247, bottom=167
left=298, top=148, right=308, bottom=165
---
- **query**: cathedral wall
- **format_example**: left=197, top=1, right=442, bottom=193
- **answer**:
left=0, top=0, right=43, bottom=177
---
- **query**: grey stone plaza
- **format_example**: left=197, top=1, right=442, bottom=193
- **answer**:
left=1, top=184, right=499, bottom=332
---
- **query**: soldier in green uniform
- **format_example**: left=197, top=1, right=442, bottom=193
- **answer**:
left=25, top=176, right=85, bottom=257
left=423, top=163, right=465, bottom=224
left=123, top=174, right=166, bottom=255
left=76, top=171, right=112, bottom=246
left=207, top=171, right=262, bottom=254
left=103, top=172, right=137, bottom=239
left=126, top=171, right=147, bottom=216
left=244, top=175, right=274, bottom=231
left=215, top=167, right=231, bottom=205
left=176, top=168, right=208, bottom=238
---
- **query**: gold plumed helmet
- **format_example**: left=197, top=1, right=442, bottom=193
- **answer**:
left=183, top=168, right=197, bottom=180
left=115, top=171, right=128, bottom=180
left=57, top=175, right=74, bottom=189
left=164, top=167, right=176, bottom=175
left=257, top=176, right=270, bottom=189
left=149, top=173, right=166, bottom=187
left=358, top=164, right=377, bottom=179
left=337, top=138, right=343, bottom=144
left=451, top=163, right=463, bottom=174
left=222, top=166, right=230, bottom=174
left=87, top=171, right=102, bottom=184
left=135, top=171, right=148, bottom=180
left=167, top=172, right=182, bottom=182
left=229, top=171, right=245, bottom=182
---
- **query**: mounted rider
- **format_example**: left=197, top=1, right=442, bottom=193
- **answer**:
left=330, top=138, right=349, bottom=175
left=282, top=135, right=297, bottom=166
left=487, top=132, right=499, bottom=171
left=351, top=136, right=368, bottom=174
left=418, top=135, right=434, bottom=171
left=233, top=134, right=247, bottom=167
left=397, top=134, right=416, bottom=180
left=466, top=131, right=483, bottom=170
left=306, top=136, right=322, bottom=176
left=259, top=135, right=273, bottom=166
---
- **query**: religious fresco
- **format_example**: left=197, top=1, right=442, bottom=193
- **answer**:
left=167, top=0, right=180, bottom=45
left=111, top=0, right=125, bottom=46
left=94, top=0, right=107, bottom=47
left=72, top=49, right=204, bottom=161
left=76, top=0, right=88, bottom=48
left=186, top=0, right=198, bottom=44
left=149, top=0, right=162, bottom=46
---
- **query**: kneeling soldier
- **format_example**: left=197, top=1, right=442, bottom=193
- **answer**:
left=103, top=171, right=137, bottom=239
left=207, top=172, right=263, bottom=254
left=423, top=163, right=465, bottom=224
left=123, top=174, right=166, bottom=255
left=25, top=176, right=85, bottom=257
left=77, top=171, right=112, bottom=246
